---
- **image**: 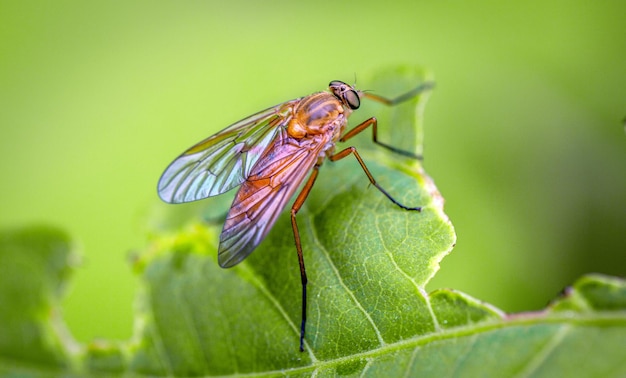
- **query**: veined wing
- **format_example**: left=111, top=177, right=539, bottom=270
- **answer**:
left=217, top=131, right=329, bottom=267
left=158, top=99, right=301, bottom=203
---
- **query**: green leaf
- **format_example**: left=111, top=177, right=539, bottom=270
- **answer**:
left=0, top=225, right=77, bottom=372
left=129, top=66, right=454, bottom=375
left=2, top=66, right=626, bottom=377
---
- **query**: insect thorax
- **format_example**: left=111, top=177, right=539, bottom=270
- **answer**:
left=287, top=92, right=347, bottom=139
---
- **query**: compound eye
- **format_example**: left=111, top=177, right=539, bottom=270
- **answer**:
left=344, top=89, right=360, bottom=109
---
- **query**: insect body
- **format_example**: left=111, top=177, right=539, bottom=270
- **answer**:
left=218, top=84, right=356, bottom=267
left=158, top=80, right=431, bottom=351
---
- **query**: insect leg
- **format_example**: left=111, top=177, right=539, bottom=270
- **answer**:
left=342, top=81, right=434, bottom=159
left=291, top=165, right=321, bottom=352
left=362, top=81, right=434, bottom=106
left=339, top=117, right=421, bottom=160
left=329, top=147, right=422, bottom=211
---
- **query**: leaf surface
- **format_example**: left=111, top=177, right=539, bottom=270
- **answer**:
left=1, top=67, right=625, bottom=377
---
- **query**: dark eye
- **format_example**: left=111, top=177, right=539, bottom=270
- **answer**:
left=329, top=80, right=360, bottom=109
left=344, top=90, right=360, bottom=109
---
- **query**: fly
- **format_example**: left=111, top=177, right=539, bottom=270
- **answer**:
left=157, top=80, right=432, bottom=351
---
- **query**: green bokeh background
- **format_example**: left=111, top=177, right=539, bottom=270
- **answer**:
left=1, top=1, right=624, bottom=343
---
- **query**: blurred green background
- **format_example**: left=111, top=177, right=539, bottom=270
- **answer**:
left=1, top=1, right=624, bottom=342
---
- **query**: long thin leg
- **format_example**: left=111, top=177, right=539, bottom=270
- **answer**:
left=361, top=82, right=434, bottom=106
left=289, top=83, right=431, bottom=351
left=340, top=117, right=421, bottom=159
left=341, top=82, right=434, bottom=160
left=329, top=147, right=422, bottom=211
left=291, top=165, right=320, bottom=352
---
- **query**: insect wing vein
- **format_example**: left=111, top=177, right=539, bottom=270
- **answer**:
left=217, top=135, right=326, bottom=267
left=157, top=100, right=299, bottom=203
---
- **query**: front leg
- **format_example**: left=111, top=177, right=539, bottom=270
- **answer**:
left=340, top=117, right=423, bottom=160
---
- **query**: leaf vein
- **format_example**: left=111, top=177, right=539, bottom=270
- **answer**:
left=512, top=324, right=570, bottom=377
left=374, top=200, right=441, bottom=332
left=403, top=346, right=420, bottom=378
left=180, top=289, right=212, bottom=372
left=240, top=262, right=319, bottom=362
left=148, top=287, right=175, bottom=376
left=360, top=358, right=374, bottom=377
left=448, top=333, right=478, bottom=377
left=308, top=213, right=386, bottom=346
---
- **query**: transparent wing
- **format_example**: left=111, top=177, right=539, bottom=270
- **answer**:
left=157, top=99, right=301, bottom=203
left=217, top=132, right=327, bottom=267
